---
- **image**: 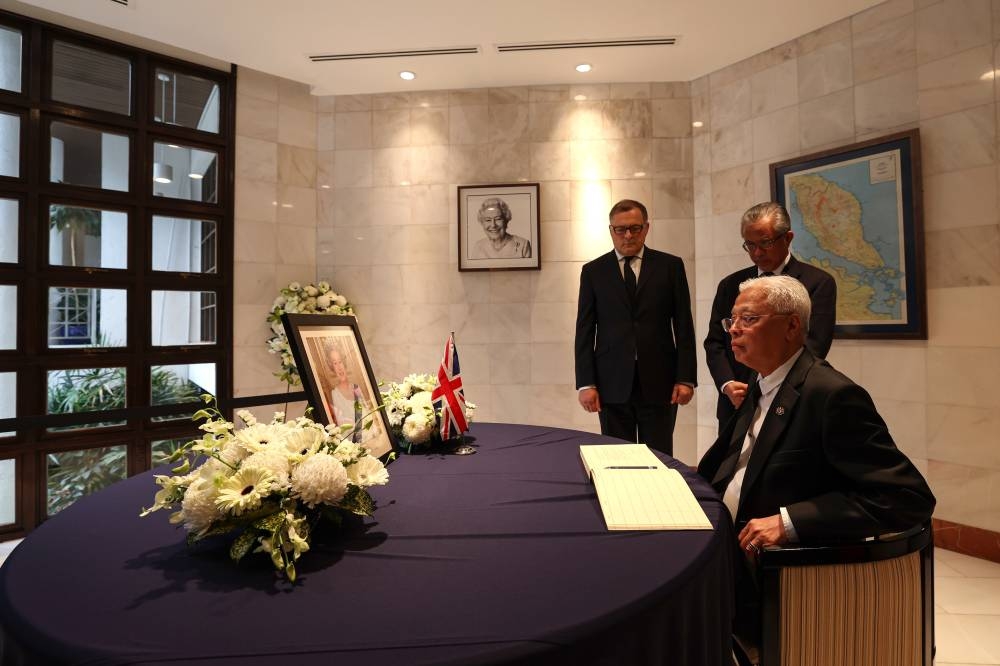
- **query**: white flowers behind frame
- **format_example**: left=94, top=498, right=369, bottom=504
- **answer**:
left=266, top=281, right=353, bottom=386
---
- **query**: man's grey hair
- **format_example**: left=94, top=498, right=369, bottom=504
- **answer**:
left=740, top=201, right=791, bottom=235
left=478, top=197, right=511, bottom=222
left=738, top=274, right=811, bottom=334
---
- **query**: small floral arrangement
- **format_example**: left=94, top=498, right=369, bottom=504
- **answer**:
left=381, top=373, right=477, bottom=452
left=267, top=281, right=353, bottom=386
left=141, top=397, right=390, bottom=582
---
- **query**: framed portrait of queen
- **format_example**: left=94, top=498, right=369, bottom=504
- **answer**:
left=280, top=313, right=395, bottom=459
left=458, top=183, right=540, bottom=271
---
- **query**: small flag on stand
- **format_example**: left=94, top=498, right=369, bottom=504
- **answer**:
left=431, top=333, right=468, bottom=441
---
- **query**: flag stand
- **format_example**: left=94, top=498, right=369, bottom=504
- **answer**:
left=450, top=432, right=476, bottom=456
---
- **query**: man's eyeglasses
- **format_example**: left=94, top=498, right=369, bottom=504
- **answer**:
left=610, top=224, right=647, bottom=236
left=742, top=231, right=787, bottom=253
left=721, top=312, right=790, bottom=332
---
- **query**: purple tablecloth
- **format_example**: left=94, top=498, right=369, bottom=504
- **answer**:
left=0, top=423, right=734, bottom=665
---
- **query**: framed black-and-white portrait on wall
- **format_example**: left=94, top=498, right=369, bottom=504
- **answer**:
left=280, top=313, right=395, bottom=459
left=458, top=183, right=540, bottom=271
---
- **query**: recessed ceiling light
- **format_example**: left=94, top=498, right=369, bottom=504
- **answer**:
left=980, top=70, right=998, bottom=80
left=575, top=63, right=592, bottom=73
left=188, top=172, right=204, bottom=180
left=399, top=71, right=416, bottom=81
left=692, top=120, right=704, bottom=128
left=574, top=94, right=587, bottom=101
left=633, top=171, right=647, bottom=177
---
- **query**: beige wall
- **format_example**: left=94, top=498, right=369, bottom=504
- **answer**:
left=232, top=0, right=1000, bottom=532
left=692, top=0, right=1000, bottom=532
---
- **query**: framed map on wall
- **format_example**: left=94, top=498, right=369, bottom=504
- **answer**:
left=770, top=129, right=927, bottom=339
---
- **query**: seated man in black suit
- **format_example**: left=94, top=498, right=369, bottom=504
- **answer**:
left=704, top=202, right=837, bottom=431
left=697, top=275, right=934, bottom=647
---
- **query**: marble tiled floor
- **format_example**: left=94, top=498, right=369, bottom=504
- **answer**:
left=0, top=541, right=997, bottom=663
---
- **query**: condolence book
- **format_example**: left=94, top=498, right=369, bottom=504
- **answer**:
left=580, top=444, right=712, bottom=531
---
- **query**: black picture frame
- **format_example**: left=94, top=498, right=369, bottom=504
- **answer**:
left=458, top=182, right=541, bottom=271
left=770, top=129, right=927, bottom=339
left=280, top=313, right=395, bottom=458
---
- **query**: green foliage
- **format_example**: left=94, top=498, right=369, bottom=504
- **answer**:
left=45, top=366, right=209, bottom=516
left=48, top=204, right=101, bottom=267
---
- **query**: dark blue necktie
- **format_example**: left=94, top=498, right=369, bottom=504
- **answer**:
left=624, top=256, right=637, bottom=301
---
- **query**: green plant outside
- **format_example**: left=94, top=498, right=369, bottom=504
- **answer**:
left=45, top=366, right=207, bottom=516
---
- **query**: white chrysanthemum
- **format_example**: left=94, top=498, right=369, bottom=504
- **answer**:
left=304, top=285, right=318, bottom=297
left=407, top=390, right=433, bottom=411
left=215, top=466, right=275, bottom=515
left=316, top=293, right=332, bottom=309
left=288, top=281, right=301, bottom=291
left=317, top=281, right=331, bottom=292
left=402, top=412, right=434, bottom=444
left=347, top=455, right=389, bottom=487
left=292, top=452, right=349, bottom=507
left=333, top=294, right=347, bottom=307
left=241, top=449, right=291, bottom=489
left=178, top=476, right=223, bottom=534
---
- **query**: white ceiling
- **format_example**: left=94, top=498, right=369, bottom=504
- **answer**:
left=8, top=0, right=885, bottom=96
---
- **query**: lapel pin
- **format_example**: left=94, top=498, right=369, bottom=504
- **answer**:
left=775, top=406, right=785, bottom=416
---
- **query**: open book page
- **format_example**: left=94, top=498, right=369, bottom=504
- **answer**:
left=580, top=444, right=711, bottom=530
left=579, top=444, right=666, bottom=479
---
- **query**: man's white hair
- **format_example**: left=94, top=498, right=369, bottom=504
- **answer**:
left=738, top=275, right=811, bottom=334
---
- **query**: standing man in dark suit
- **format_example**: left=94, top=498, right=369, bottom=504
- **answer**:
left=697, top=275, right=934, bottom=645
left=704, top=201, right=837, bottom=430
left=575, top=199, right=697, bottom=455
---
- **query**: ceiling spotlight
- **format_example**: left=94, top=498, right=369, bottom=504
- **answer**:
left=692, top=120, right=704, bottom=128
left=188, top=172, right=204, bottom=180
left=575, top=63, right=592, bottom=73
left=152, top=162, right=173, bottom=184
left=573, top=94, right=587, bottom=101
left=399, top=71, right=416, bottom=81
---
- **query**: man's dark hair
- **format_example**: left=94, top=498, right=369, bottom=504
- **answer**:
left=608, top=199, right=649, bottom=223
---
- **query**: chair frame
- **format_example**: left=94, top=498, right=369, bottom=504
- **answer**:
left=749, top=523, right=934, bottom=666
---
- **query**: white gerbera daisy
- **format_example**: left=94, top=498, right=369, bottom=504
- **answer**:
left=347, top=455, right=389, bottom=487
left=215, top=466, right=275, bottom=515
left=241, top=449, right=291, bottom=489
left=280, top=425, right=326, bottom=457
left=292, top=452, right=348, bottom=508
left=233, top=423, right=283, bottom=452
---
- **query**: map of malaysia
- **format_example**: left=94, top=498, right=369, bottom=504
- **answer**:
left=786, top=155, right=906, bottom=324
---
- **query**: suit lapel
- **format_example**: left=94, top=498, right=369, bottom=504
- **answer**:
left=709, top=376, right=761, bottom=490
left=635, top=248, right=655, bottom=297
left=736, top=351, right=814, bottom=514
left=597, top=251, right=630, bottom=305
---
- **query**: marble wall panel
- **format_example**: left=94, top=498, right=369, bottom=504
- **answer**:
left=710, top=121, right=753, bottom=172
left=334, top=112, right=372, bottom=149
left=797, top=41, right=853, bottom=102
left=278, top=105, right=316, bottom=149
left=652, top=98, right=693, bottom=137
left=752, top=107, right=799, bottom=161
left=928, top=287, right=1000, bottom=346
left=709, top=79, right=751, bottom=130
left=852, top=14, right=916, bottom=85
left=917, top=45, right=993, bottom=119
left=237, top=94, right=278, bottom=142
left=488, top=104, right=530, bottom=143
left=603, top=100, right=652, bottom=139
left=372, top=109, right=411, bottom=148
left=925, top=225, right=1000, bottom=287
left=921, top=105, right=996, bottom=175
left=915, top=0, right=991, bottom=65
left=751, top=60, right=798, bottom=116
left=798, top=88, right=855, bottom=149
left=854, top=69, right=919, bottom=134
left=450, top=105, right=489, bottom=145
left=238, top=68, right=278, bottom=103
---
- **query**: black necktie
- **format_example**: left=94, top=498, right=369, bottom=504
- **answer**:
left=624, top=256, right=637, bottom=301
left=711, top=382, right=763, bottom=492
left=760, top=271, right=774, bottom=277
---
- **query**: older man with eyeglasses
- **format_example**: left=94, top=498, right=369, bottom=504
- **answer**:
left=575, top=199, right=697, bottom=456
left=697, top=274, right=934, bottom=652
left=704, top=201, right=837, bottom=432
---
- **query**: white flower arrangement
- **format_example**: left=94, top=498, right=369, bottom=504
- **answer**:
left=141, top=397, right=390, bottom=582
left=266, top=281, right=353, bottom=386
left=380, top=373, right=477, bottom=452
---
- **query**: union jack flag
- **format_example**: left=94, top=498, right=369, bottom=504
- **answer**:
left=431, top=333, right=468, bottom=440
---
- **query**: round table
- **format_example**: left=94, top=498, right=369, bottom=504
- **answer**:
left=0, top=423, right=735, bottom=666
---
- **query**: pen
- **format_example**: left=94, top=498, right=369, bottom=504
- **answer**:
left=604, top=465, right=658, bottom=469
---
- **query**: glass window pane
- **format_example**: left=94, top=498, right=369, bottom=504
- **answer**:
left=0, top=26, right=21, bottom=93
left=151, top=291, right=216, bottom=345
left=0, top=198, right=17, bottom=263
left=0, top=372, right=13, bottom=438
left=154, top=68, right=220, bottom=133
left=151, top=215, right=217, bottom=273
left=0, top=111, right=20, bottom=178
left=51, top=40, right=131, bottom=116
left=151, top=363, right=215, bottom=421
left=47, top=287, right=127, bottom=348
left=48, top=204, right=127, bottom=269
left=0, top=458, right=14, bottom=525
left=46, top=445, right=127, bottom=516
left=46, top=367, right=126, bottom=432
left=151, top=438, right=189, bottom=466
left=152, top=142, right=217, bottom=203
left=50, top=121, right=129, bottom=192
left=0, top=285, right=14, bottom=350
